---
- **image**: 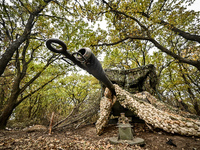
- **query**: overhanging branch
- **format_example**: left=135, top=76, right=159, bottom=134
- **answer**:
left=91, top=36, right=150, bottom=46
left=141, top=12, right=200, bottom=43
left=92, top=35, right=200, bottom=71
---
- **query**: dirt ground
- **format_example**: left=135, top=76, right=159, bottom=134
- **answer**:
left=0, top=123, right=200, bottom=150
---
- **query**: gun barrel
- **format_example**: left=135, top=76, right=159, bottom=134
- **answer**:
left=75, top=48, right=116, bottom=95
left=46, top=39, right=115, bottom=95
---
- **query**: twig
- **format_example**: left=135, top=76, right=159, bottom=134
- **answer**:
left=52, top=107, right=75, bottom=129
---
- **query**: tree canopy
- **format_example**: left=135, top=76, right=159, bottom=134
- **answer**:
left=86, top=0, right=200, bottom=69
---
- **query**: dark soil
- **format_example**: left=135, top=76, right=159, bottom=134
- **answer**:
left=0, top=123, right=200, bottom=150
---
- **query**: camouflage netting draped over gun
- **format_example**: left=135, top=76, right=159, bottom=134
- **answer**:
left=104, top=64, right=157, bottom=95
left=96, top=65, right=200, bottom=136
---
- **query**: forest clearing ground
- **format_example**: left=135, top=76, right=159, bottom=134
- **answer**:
left=0, top=123, right=200, bottom=150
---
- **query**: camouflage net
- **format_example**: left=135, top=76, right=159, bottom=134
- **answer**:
left=96, top=85, right=200, bottom=137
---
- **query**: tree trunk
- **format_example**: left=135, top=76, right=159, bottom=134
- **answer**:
left=194, top=101, right=200, bottom=116
left=0, top=96, right=17, bottom=129
left=0, top=73, right=21, bottom=129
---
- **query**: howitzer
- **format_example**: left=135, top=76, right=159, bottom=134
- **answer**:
left=46, top=38, right=116, bottom=95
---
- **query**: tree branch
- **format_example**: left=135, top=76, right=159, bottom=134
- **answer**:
left=92, top=36, right=150, bottom=46
left=18, top=0, right=31, bottom=14
left=106, top=2, right=200, bottom=43
left=19, top=54, right=56, bottom=95
left=141, top=12, right=200, bottom=43
left=93, top=34, right=200, bottom=70
left=159, top=0, right=167, bottom=12
left=149, top=37, right=200, bottom=70
left=15, top=74, right=59, bottom=107
left=2, top=0, right=13, bottom=41
left=0, top=0, right=52, bottom=77
left=0, top=15, right=11, bottom=41
left=147, top=0, right=154, bottom=15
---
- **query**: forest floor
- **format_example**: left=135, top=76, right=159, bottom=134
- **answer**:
left=0, top=123, right=200, bottom=150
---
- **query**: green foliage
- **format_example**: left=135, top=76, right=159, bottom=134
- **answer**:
left=13, top=73, right=100, bottom=126
left=103, top=40, right=153, bottom=69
